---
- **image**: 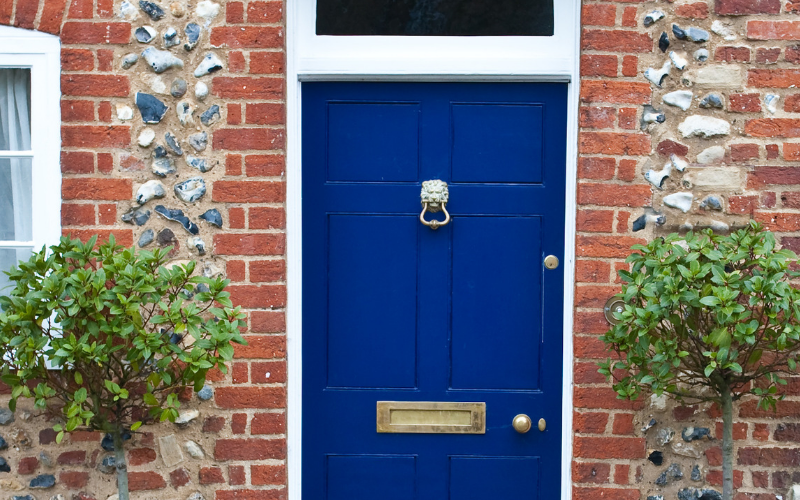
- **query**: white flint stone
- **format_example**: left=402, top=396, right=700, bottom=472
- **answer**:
left=663, top=90, right=693, bottom=111
left=118, top=0, right=138, bottom=19
left=693, top=65, right=744, bottom=88
left=694, top=48, right=709, bottom=62
left=643, top=10, right=664, bottom=26
left=175, top=409, right=199, bottom=425
left=177, top=101, right=195, bottom=127
left=107, top=495, right=119, bottom=500
left=669, top=51, right=688, bottom=70
left=196, top=0, right=220, bottom=24
left=142, top=47, right=184, bottom=73
left=195, top=81, right=209, bottom=100
left=645, top=162, right=671, bottom=190
left=650, top=394, right=668, bottom=410
left=711, top=20, right=737, bottom=41
left=644, top=60, right=671, bottom=87
left=194, top=53, right=223, bottom=77
left=158, top=434, right=185, bottom=467
left=136, top=180, right=166, bottom=205
left=671, top=154, right=689, bottom=172
left=710, top=220, right=730, bottom=232
left=787, top=484, right=800, bottom=500
left=678, top=115, right=731, bottom=138
left=671, top=441, right=702, bottom=459
left=138, top=128, right=156, bottom=147
left=663, top=192, right=694, bottom=213
left=697, top=146, right=725, bottom=165
left=184, top=441, right=205, bottom=459
left=766, top=94, right=780, bottom=114
left=642, top=111, right=665, bottom=124
left=685, top=167, right=745, bottom=191
left=116, top=104, right=133, bottom=121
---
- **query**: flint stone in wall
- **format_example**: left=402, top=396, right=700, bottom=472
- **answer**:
left=684, top=167, right=745, bottom=191
left=691, top=65, right=744, bottom=89
left=0, top=409, right=14, bottom=425
left=138, top=229, right=155, bottom=247
left=158, top=434, right=184, bottom=467
left=696, top=146, right=725, bottom=164
left=678, top=116, right=730, bottom=138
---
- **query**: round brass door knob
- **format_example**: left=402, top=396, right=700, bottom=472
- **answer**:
left=512, top=414, right=532, bottom=434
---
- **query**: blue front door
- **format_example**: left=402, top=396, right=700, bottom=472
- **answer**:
left=302, top=82, right=567, bottom=499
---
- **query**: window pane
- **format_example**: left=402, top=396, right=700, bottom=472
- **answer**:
left=316, top=0, right=554, bottom=36
left=0, top=68, right=32, bottom=151
left=0, top=247, right=32, bottom=293
left=0, top=157, right=32, bottom=241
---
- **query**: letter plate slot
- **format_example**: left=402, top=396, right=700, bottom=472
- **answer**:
left=376, top=401, right=485, bottom=434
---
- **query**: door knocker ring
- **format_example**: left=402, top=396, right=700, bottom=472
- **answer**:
left=420, top=180, right=450, bottom=230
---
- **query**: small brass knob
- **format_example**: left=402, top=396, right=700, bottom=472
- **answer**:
left=512, top=414, right=532, bottom=434
left=538, top=418, right=546, bottom=432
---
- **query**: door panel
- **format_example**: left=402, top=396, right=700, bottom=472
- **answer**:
left=303, top=82, right=567, bottom=500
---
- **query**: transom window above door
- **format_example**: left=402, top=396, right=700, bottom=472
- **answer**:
left=316, top=0, right=554, bottom=36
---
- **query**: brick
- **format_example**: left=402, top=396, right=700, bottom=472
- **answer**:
left=676, top=2, right=708, bottom=18
left=617, top=159, right=637, bottom=182
left=214, top=438, right=286, bottom=460
left=228, top=285, right=285, bottom=308
left=250, top=311, right=285, bottom=333
left=61, top=49, right=93, bottom=71
left=714, top=422, right=747, bottom=441
left=250, top=51, right=284, bottom=74
left=716, top=46, right=751, bottom=63
left=39, top=428, right=57, bottom=445
left=245, top=154, right=284, bottom=177
left=739, top=400, right=800, bottom=418
left=62, top=178, right=131, bottom=201
left=612, top=413, right=635, bottom=435
left=580, top=81, right=651, bottom=105
left=61, top=151, right=94, bottom=174
left=767, top=144, right=780, bottom=159
left=14, top=0, right=38, bottom=28
left=574, top=412, right=608, bottom=434
left=227, top=103, right=242, bottom=125
left=772, top=471, right=800, bottom=489
left=620, top=6, right=636, bottom=27
left=68, top=0, right=92, bottom=18
left=226, top=260, right=245, bottom=281
left=216, top=387, right=285, bottom=409
left=753, top=471, right=769, bottom=488
left=728, top=195, right=758, bottom=215
left=575, top=260, right=610, bottom=283
left=231, top=413, right=248, bottom=434
left=251, top=465, right=285, bottom=486
left=614, top=464, right=630, bottom=485
left=786, top=94, right=800, bottom=112
left=62, top=125, right=130, bottom=148
left=576, top=211, right=614, bottom=233
left=580, top=107, right=615, bottom=130
left=98, top=101, right=112, bottom=122
left=738, top=447, right=800, bottom=466
left=774, top=423, right=800, bottom=441
left=216, top=490, right=285, bottom=500
left=657, top=139, right=689, bottom=158
left=128, top=448, right=156, bottom=466
left=128, top=471, right=167, bottom=491
left=97, top=49, right=113, bottom=71
left=226, top=1, right=244, bottom=22
left=574, top=436, right=646, bottom=459
left=62, top=204, right=95, bottom=226
left=250, top=260, right=285, bottom=282
left=203, top=416, right=226, bottom=433
left=170, top=468, right=190, bottom=488
left=730, top=143, right=759, bottom=162
left=579, top=133, right=650, bottom=156
left=213, top=233, right=285, bottom=255
left=213, top=129, right=285, bottom=151
left=251, top=360, right=286, bottom=384
left=706, top=446, right=722, bottom=466
left=200, top=467, right=225, bottom=484
left=718, top=0, right=779, bottom=15
left=786, top=143, right=800, bottom=161
left=750, top=20, right=800, bottom=40
left=229, top=465, right=246, bottom=485
left=618, top=108, right=636, bottom=130
left=62, top=100, right=94, bottom=122
left=234, top=335, right=285, bottom=358
left=754, top=212, right=800, bottom=231
left=229, top=51, right=246, bottom=72
left=37, top=0, right=68, bottom=34
left=750, top=69, right=800, bottom=88
left=17, top=457, right=38, bottom=475
left=749, top=166, right=800, bottom=187
left=211, top=26, right=282, bottom=48
left=573, top=462, right=610, bottom=484
left=621, top=56, right=637, bottom=77
left=575, top=334, right=612, bottom=359
left=232, top=362, right=248, bottom=383
left=246, top=103, right=285, bottom=125
left=229, top=208, right=246, bottom=229
left=576, top=235, right=646, bottom=258
left=119, top=153, right=145, bottom=172
left=226, top=154, right=243, bottom=175
left=60, top=471, right=90, bottom=489
left=578, top=184, right=652, bottom=207
left=247, top=1, right=282, bottom=22
left=746, top=119, right=800, bottom=137
left=581, top=30, right=652, bottom=53
left=574, top=386, right=645, bottom=411
left=251, top=412, right=286, bottom=435
left=581, top=4, right=615, bottom=26
left=60, top=22, right=130, bottom=44
left=97, top=152, right=113, bottom=173
left=757, top=47, right=781, bottom=64
left=96, top=0, right=112, bottom=17
left=706, top=470, right=744, bottom=488
left=580, top=55, right=617, bottom=78
left=213, top=181, right=284, bottom=203
left=212, top=77, right=284, bottom=99
left=729, top=93, right=762, bottom=113
left=58, top=451, right=86, bottom=465
left=573, top=488, right=639, bottom=500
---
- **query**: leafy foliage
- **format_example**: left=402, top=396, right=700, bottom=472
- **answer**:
left=599, top=222, right=800, bottom=409
left=0, top=236, right=246, bottom=443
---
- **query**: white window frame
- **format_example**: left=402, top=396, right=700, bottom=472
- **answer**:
left=286, top=2, right=581, bottom=499
left=0, top=25, right=62, bottom=257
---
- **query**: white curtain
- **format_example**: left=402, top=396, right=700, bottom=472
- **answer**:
left=0, top=68, right=32, bottom=242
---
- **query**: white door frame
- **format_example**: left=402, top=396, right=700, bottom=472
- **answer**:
left=284, top=3, right=581, bottom=498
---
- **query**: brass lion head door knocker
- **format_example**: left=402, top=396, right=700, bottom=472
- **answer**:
left=419, top=180, right=450, bottom=230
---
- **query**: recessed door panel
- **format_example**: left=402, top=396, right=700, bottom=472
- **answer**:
left=326, top=455, right=416, bottom=500
left=450, top=216, right=542, bottom=391
left=327, top=214, right=418, bottom=389
left=449, top=456, right=540, bottom=499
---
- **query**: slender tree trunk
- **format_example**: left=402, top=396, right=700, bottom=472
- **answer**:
left=721, top=383, right=734, bottom=500
left=113, top=427, right=129, bottom=500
